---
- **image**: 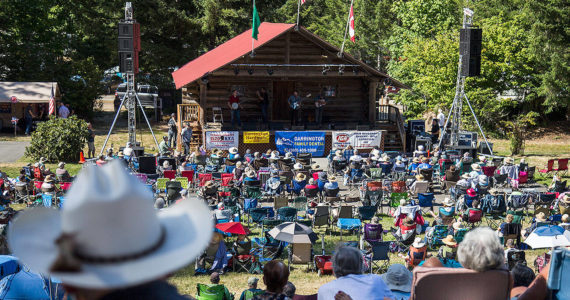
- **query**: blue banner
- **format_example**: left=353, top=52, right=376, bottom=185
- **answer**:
left=275, top=131, right=326, bottom=157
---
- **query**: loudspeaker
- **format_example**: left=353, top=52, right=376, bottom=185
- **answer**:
left=118, top=37, right=134, bottom=51
left=138, top=156, right=156, bottom=174
left=118, top=23, right=134, bottom=37
left=460, top=28, right=482, bottom=77
left=132, top=146, right=145, bottom=157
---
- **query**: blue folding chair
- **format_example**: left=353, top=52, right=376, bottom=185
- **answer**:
left=337, top=218, right=362, bottom=240
left=41, top=194, right=53, bottom=208
left=244, top=198, right=258, bottom=212
left=548, top=247, right=570, bottom=300
left=418, top=193, right=435, bottom=213
left=58, top=196, right=66, bottom=209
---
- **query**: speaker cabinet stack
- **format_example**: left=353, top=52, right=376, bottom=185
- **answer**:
left=460, top=28, right=482, bottom=77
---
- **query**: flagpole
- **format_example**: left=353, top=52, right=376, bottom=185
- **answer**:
left=339, top=0, right=355, bottom=57
left=296, top=0, right=301, bottom=27
left=251, top=0, right=255, bottom=57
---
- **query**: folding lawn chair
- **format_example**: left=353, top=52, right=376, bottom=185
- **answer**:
left=41, top=194, right=54, bottom=208
left=274, top=196, right=289, bottom=211
left=363, top=223, right=383, bottom=246
left=538, top=159, right=556, bottom=179
left=454, top=228, right=468, bottom=243
left=288, top=243, right=313, bottom=271
left=417, top=193, right=434, bottom=213
left=277, top=207, right=297, bottom=222
left=174, top=177, right=189, bottom=189
left=162, top=170, right=176, bottom=180
left=233, top=241, right=254, bottom=273
left=358, top=206, right=376, bottom=222
left=312, top=206, right=331, bottom=232
left=427, top=225, right=449, bottom=249
left=155, top=178, right=169, bottom=193
left=336, top=218, right=361, bottom=240
left=196, top=283, right=227, bottom=300
left=198, top=173, right=213, bottom=187
left=368, top=241, right=390, bottom=274
left=291, top=197, right=308, bottom=214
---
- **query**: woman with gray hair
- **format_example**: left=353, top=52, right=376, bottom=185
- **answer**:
left=457, top=227, right=505, bottom=272
left=317, top=246, right=394, bottom=300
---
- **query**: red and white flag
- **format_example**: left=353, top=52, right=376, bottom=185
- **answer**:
left=349, top=5, right=355, bottom=43
left=48, top=85, right=56, bottom=115
left=301, top=0, right=306, bottom=4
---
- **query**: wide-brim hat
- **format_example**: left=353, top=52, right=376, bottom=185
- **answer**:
left=412, top=237, right=426, bottom=249
left=535, top=212, right=547, bottom=222
left=269, top=180, right=281, bottom=190
left=381, top=264, right=412, bottom=293
left=328, top=175, right=337, bottom=182
left=371, top=149, right=380, bottom=156
left=478, top=175, right=489, bottom=185
left=229, top=147, right=238, bottom=155
left=335, top=150, right=342, bottom=156
left=478, top=156, right=486, bottom=162
left=58, top=162, right=65, bottom=168
left=8, top=161, right=212, bottom=289
left=285, top=152, right=293, bottom=159
left=443, top=197, right=454, bottom=207
left=504, top=157, right=514, bottom=164
left=293, top=163, right=303, bottom=170
left=205, top=180, right=215, bottom=188
left=44, top=175, right=55, bottom=183
left=562, top=195, right=570, bottom=204
left=40, top=157, right=47, bottom=163
left=412, top=157, right=420, bottom=163
left=489, top=188, right=500, bottom=196
left=442, top=235, right=457, bottom=246
left=461, top=173, right=471, bottom=179
left=466, top=188, right=477, bottom=197
left=471, top=164, right=481, bottom=171
left=379, top=156, right=388, bottom=162
left=311, top=163, right=321, bottom=170
left=295, top=173, right=306, bottom=181
left=416, top=174, right=425, bottom=181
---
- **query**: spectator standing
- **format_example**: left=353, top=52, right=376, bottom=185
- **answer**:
left=87, top=122, right=95, bottom=158
left=167, top=113, right=178, bottom=148
left=24, top=103, right=35, bottom=135
left=317, top=246, right=394, bottom=300
left=158, top=136, right=170, bottom=155
left=437, top=109, right=446, bottom=128
left=181, top=122, right=192, bottom=155
left=228, top=90, right=242, bottom=128
left=58, top=102, right=70, bottom=119
left=239, top=277, right=264, bottom=300
left=253, top=260, right=290, bottom=300
left=430, top=118, right=440, bottom=144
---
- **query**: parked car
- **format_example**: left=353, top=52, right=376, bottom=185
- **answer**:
left=100, top=75, right=123, bottom=94
left=114, top=83, right=159, bottom=111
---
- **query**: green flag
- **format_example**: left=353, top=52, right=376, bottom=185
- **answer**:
left=252, top=1, right=261, bottom=40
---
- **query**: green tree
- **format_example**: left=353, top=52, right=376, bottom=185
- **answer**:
left=25, top=116, right=89, bottom=162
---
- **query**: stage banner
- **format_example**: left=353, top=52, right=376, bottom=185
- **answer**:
left=243, top=131, right=270, bottom=144
left=205, top=131, right=239, bottom=150
left=275, top=131, right=326, bottom=157
left=332, top=131, right=382, bottom=149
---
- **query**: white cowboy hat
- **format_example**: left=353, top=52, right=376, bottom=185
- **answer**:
left=285, top=152, right=293, bottom=159
left=163, top=160, right=170, bottom=168
left=418, top=145, right=424, bottom=151
left=471, top=163, right=481, bottom=171
left=246, top=170, right=257, bottom=178
left=269, top=180, right=281, bottom=190
left=270, top=152, right=280, bottom=159
left=311, top=163, right=321, bottom=170
left=293, top=163, right=303, bottom=170
left=412, top=157, right=420, bottom=163
left=381, top=264, right=413, bottom=293
left=58, top=162, right=66, bottom=168
left=442, top=197, right=454, bottom=207
left=478, top=156, right=486, bottom=162
left=8, top=161, right=212, bottom=289
left=371, top=149, right=380, bottom=156
left=412, top=237, right=426, bottom=249
left=229, top=147, right=238, bottom=155
left=295, top=173, right=307, bottom=181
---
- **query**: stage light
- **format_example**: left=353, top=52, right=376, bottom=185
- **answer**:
left=338, top=65, right=345, bottom=75
left=234, top=67, right=240, bottom=75
left=322, top=65, right=329, bottom=75
left=247, top=68, right=254, bottom=75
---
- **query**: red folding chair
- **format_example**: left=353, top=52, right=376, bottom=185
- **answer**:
left=538, top=159, right=556, bottom=178
left=33, top=180, right=43, bottom=192
left=33, top=167, right=43, bottom=180
left=60, top=182, right=72, bottom=192
left=181, top=170, right=195, bottom=190
left=163, top=170, right=176, bottom=180
left=198, top=173, right=213, bottom=187
left=555, top=158, right=568, bottom=176
left=481, top=166, right=497, bottom=177
left=221, top=173, right=234, bottom=186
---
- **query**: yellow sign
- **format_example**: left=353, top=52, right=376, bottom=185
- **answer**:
left=244, top=131, right=270, bottom=144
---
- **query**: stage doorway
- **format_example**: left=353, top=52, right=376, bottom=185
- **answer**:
left=272, top=81, right=295, bottom=121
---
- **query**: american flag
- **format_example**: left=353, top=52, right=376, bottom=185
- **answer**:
left=48, top=84, right=55, bottom=115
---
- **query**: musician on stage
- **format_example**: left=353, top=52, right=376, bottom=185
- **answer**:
left=228, top=89, right=242, bottom=128
left=315, top=94, right=327, bottom=128
left=288, top=91, right=301, bottom=127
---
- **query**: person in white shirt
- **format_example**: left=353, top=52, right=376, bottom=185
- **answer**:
left=58, top=102, right=70, bottom=118
left=349, top=149, right=362, bottom=163
left=437, top=109, right=446, bottom=128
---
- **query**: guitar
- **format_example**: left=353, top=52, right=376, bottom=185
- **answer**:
left=290, top=93, right=311, bottom=110
left=316, top=98, right=326, bottom=108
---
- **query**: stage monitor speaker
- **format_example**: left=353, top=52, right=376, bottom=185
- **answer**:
left=138, top=156, right=156, bottom=174
left=132, top=146, right=144, bottom=157
left=460, top=28, right=482, bottom=77
left=479, top=142, right=493, bottom=155
left=407, top=120, right=425, bottom=135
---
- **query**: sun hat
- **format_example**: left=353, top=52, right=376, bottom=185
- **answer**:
left=163, top=160, right=170, bottom=168
left=381, top=264, right=413, bottom=293
left=117, top=151, right=124, bottom=157
left=295, top=173, right=307, bottom=181
left=236, top=161, right=243, bottom=168
left=248, top=277, right=259, bottom=286
left=58, top=162, right=65, bottom=168
left=284, top=152, right=293, bottom=159
left=205, top=180, right=215, bottom=188
left=452, top=221, right=464, bottom=231
left=535, top=212, right=547, bottom=222
left=461, top=173, right=470, bottom=179
left=311, top=163, right=321, bottom=170
left=293, top=163, right=303, bottom=170
left=466, top=188, right=477, bottom=197
left=418, top=145, right=424, bottom=151
left=229, top=147, right=238, bottom=155
left=44, top=174, right=55, bottom=183
left=371, top=149, right=380, bottom=156
left=478, top=175, right=489, bottom=186
left=472, top=164, right=481, bottom=171
left=40, top=157, right=47, bottom=164
left=8, top=161, right=212, bottom=289
left=328, top=175, right=337, bottom=182
left=246, top=170, right=257, bottom=178
left=34, top=162, right=40, bottom=168
left=561, top=194, right=570, bottom=204
left=308, top=178, right=315, bottom=185
left=403, top=217, right=415, bottom=228
left=335, top=150, right=342, bottom=156
left=270, top=152, right=280, bottom=159
left=400, top=199, right=408, bottom=207
left=415, top=174, right=425, bottom=181
left=478, top=155, right=486, bottom=162
left=412, top=157, right=420, bottom=163
left=442, top=235, right=457, bottom=246
left=504, top=157, right=514, bottom=164
left=412, top=237, right=426, bottom=249
left=442, top=197, right=454, bottom=207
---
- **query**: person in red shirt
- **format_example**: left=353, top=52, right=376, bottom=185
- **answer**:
left=228, top=90, right=242, bottom=128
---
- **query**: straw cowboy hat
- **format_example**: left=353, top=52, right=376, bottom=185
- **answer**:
left=295, top=173, right=307, bottom=181
left=471, top=164, right=481, bottom=171
left=442, top=197, right=454, bottom=207
left=44, top=174, right=55, bottom=183
left=535, top=212, right=547, bottom=222
left=311, top=163, right=321, bottom=170
left=328, top=175, right=337, bottom=182
left=246, top=170, right=257, bottom=178
left=412, top=237, right=426, bottom=249
left=8, top=161, right=212, bottom=289
left=371, top=149, right=380, bottom=156
left=229, top=147, right=238, bottom=155
left=412, top=157, right=420, bottom=163
left=453, top=221, right=465, bottom=231
left=415, top=174, right=425, bottom=181
left=293, top=163, right=303, bottom=170
left=561, top=194, right=570, bottom=204
left=504, top=157, right=514, bottom=164
left=442, top=235, right=457, bottom=246
left=381, top=264, right=413, bottom=293
left=205, top=180, right=216, bottom=189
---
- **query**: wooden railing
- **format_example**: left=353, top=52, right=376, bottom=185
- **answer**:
left=377, top=105, right=406, bottom=150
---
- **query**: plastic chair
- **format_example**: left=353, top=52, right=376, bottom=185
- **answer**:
left=163, top=170, right=176, bottom=180
left=369, top=241, right=390, bottom=274
left=155, top=178, right=169, bottom=193
left=174, top=177, right=189, bottom=189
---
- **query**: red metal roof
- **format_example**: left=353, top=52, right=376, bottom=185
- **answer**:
left=172, top=22, right=295, bottom=89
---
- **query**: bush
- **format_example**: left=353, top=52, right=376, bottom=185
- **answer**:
left=25, top=116, right=89, bottom=162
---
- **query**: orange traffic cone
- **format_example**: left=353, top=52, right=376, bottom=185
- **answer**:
left=79, top=151, right=86, bottom=164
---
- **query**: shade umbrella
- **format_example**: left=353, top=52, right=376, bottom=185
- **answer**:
left=215, top=222, right=248, bottom=235
left=268, top=222, right=318, bottom=244
left=524, top=225, right=570, bottom=249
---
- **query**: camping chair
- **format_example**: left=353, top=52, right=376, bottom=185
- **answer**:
left=41, top=193, right=54, bottom=208
left=439, top=207, right=456, bottom=226
left=221, top=173, right=234, bottom=187
left=336, top=205, right=353, bottom=220
left=539, top=159, right=556, bottom=178
left=555, top=158, right=569, bottom=176
left=274, top=196, right=289, bottom=211
left=358, top=206, right=376, bottom=222
left=417, top=193, right=434, bottom=213
left=165, top=181, right=182, bottom=204
left=369, top=167, right=383, bottom=180
left=547, top=247, right=570, bottom=300
left=304, top=187, right=319, bottom=200
left=493, top=173, right=509, bottom=188
left=198, top=173, right=213, bottom=187
left=363, top=223, right=383, bottom=246
left=133, top=173, right=148, bottom=183
left=391, top=181, right=407, bottom=193
left=427, top=225, right=449, bottom=249
left=174, top=177, right=189, bottom=189
left=502, top=222, right=522, bottom=247
left=155, top=178, right=169, bottom=193
left=163, top=170, right=176, bottom=180
left=410, top=267, right=512, bottom=300
left=14, top=184, right=30, bottom=203
left=409, top=181, right=429, bottom=197
left=288, top=243, right=313, bottom=271
left=460, top=162, right=472, bottom=175
left=388, top=192, right=408, bottom=214
left=407, top=244, right=428, bottom=268
left=312, top=206, right=331, bottom=232
left=253, top=158, right=268, bottom=170
left=59, top=182, right=72, bottom=192
left=482, top=166, right=497, bottom=178
left=233, top=241, right=254, bottom=273
left=454, top=228, right=469, bottom=243
left=291, top=197, right=308, bottom=215
left=506, top=250, right=526, bottom=270
left=336, top=218, right=361, bottom=240
left=277, top=207, right=297, bottom=222
left=195, top=283, right=228, bottom=300
left=464, top=209, right=483, bottom=228
left=419, top=168, right=434, bottom=183
left=244, top=185, right=262, bottom=200
left=368, top=241, right=390, bottom=274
